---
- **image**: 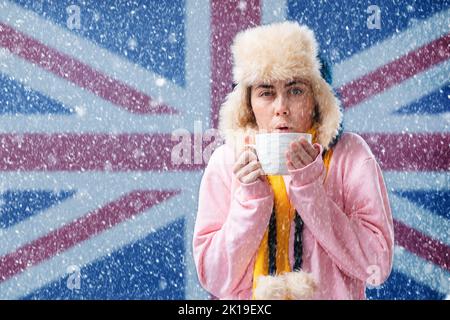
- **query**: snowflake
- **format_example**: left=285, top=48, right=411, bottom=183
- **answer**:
left=47, top=154, right=57, bottom=166
left=133, top=148, right=145, bottom=159
left=104, top=161, right=113, bottom=171
left=127, top=37, right=138, bottom=51
left=159, top=278, right=168, bottom=290
left=92, top=12, right=100, bottom=22
left=74, top=105, right=86, bottom=117
left=155, top=78, right=166, bottom=87
left=0, top=48, right=8, bottom=59
left=168, top=32, right=177, bottom=44
left=237, top=1, right=247, bottom=12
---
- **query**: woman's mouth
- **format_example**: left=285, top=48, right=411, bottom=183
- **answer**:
left=273, top=126, right=292, bottom=133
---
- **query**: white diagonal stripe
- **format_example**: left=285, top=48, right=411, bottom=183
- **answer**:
left=393, top=245, right=450, bottom=295
left=0, top=0, right=211, bottom=132
left=0, top=172, right=202, bottom=256
left=0, top=188, right=193, bottom=299
left=384, top=171, right=450, bottom=190
left=334, top=9, right=450, bottom=87
left=390, top=194, right=450, bottom=246
left=344, top=60, right=450, bottom=133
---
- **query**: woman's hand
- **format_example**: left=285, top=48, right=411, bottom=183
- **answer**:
left=286, top=138, right=320, bottom=170
left=233, top=148, right=264, bottom=184
left=233, top=136, right=265, bottom=184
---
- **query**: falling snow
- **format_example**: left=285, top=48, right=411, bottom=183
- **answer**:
left=0, top=0, right=447, bottom=301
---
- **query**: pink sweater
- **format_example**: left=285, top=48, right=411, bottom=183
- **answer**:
left=193, top=132, right=394, bottom=300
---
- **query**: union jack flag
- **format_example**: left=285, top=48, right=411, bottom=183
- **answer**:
left=0, top=0, right=448, bottom=299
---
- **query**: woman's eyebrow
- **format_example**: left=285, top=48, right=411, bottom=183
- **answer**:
left=255, top=84, right=274, bottom=90
left=285, top=80, right=308, bottom=87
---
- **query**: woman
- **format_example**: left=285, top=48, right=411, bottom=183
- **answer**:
left=193, top=21, right=394, bottom=300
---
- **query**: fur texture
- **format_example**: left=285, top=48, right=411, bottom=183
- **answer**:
left=284, top=270, right=317, bottom=300
left=218, top=21, right=343, bottom=152
left=253, top=271, right=317, bottom=300
left=253, top=274, right=288, bottom=300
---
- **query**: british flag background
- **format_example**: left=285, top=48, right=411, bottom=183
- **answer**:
left=0, top=0, right=448, bottom=300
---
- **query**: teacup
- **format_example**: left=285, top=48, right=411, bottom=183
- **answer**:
left=247, top=132, right=312, bottom=175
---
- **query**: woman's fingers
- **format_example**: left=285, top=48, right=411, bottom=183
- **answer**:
left=233, top=149, right=257, bottom=174
left=286, top=140, right=320, bottom=170
left=296, top=142, right=314, bottom=164
left=235, top=160, right=261, bottom=180
left=286, top=148, right=303, bottom=169
left=290, top=142, right=312, bottom=164
left=240, top=168, right=264, bottom=184
left=242, top=148, right=258, bottom=163
left=286, top=153, right=296, bottom=171
left=233, top=145, right=264, bottom=184
left=300, top=139, right=319, bottom=159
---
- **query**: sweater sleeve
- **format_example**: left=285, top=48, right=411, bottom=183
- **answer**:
left=193, top=146, right=274, bottom=298
left=288, top=143, right=394, bottom=285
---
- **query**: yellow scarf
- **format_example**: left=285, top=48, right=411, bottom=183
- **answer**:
left=252, top=128, right=333, bottom=298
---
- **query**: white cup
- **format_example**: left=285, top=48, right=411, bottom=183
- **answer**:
left=247, top=132, right=312, bottom=175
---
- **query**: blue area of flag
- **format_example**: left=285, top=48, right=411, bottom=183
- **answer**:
left=287, top=0, right=450, bottom=63
left=366, top=270, right=445, bottom=300
left=395, top=84, right=450, bottom=115
left=12, top=0, right=186, bottom=86
left=22, top=218, right=186, bottom=299
left=0, top=190, right=76, bottom=228
left=394, top=190, right=450, bottom=220
left=0, top=73, right=73, bottom=115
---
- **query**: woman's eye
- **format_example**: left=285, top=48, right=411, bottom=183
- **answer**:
left=260, top=91, right=274, bottom=97
left=290, top=88, right=303, bottom=95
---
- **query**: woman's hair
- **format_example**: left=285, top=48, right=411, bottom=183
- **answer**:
left=237, top=87, right=256, bottom=129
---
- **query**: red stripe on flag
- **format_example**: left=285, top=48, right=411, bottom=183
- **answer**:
left=0, top=23, right=177, bottom=115
left=0, top=190, right=179, bottom=283
left=339, top=34, right=450, bottom=108
left=0, top=133, right=220, bottom=171
left=0, top=133, right=447, bottom=172
left=210, top=0, right=261, bottom=129
left=394, top=220, right=450, bottom=272
left=361, top=133, right=450, bottom=171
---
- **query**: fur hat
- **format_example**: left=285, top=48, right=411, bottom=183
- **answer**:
left=218, top=21, right=343, bottom=151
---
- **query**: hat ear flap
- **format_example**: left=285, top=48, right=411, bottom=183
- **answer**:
left=318, top=54, right=333, bottom=85
left=219, top=84, right=258, bottom=155
left=311, top=77, right=343, bottom=149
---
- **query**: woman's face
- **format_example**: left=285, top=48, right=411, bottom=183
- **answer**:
left=250, top=79, right=315, bottom=133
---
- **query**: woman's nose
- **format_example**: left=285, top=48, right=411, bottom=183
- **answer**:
left=274, top=95, right=289, bottom=115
